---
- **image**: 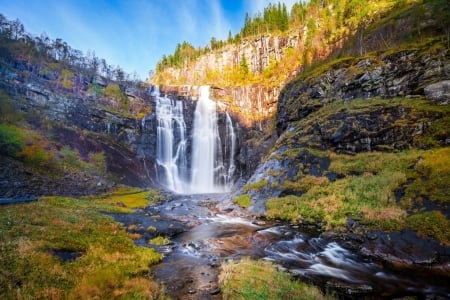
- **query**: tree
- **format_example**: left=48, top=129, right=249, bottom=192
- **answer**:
left=239, top=53, right=249, bottom=76
left=115, top=65, right=125, bottom=81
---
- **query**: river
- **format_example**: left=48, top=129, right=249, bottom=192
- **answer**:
left=111, top=193, right=450, bottom=300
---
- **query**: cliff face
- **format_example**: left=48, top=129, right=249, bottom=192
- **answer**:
left=156, top=32, right=306, bottom=130
left=277, top=44, right=450, bottom=134
left=0, top=67, right=157, bottom=197
left=165, top=33, right=300, bottom=81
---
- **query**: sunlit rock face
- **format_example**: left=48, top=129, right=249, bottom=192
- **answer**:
left=277, top=48, right=450, bottom=133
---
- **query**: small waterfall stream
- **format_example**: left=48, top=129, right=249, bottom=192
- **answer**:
left=153, top=85, right=235, bottom=194
left=154, top=87, right=188, bottom=192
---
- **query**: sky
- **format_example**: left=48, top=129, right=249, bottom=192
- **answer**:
left=0, top=0, right=297, bottom=80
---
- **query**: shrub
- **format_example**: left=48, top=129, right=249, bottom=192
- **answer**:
left=0, top=123, right=26, bottom=156
left=232, top=194, right=251, bottom=208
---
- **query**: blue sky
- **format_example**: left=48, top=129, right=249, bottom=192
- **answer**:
left=0, top=0, right=297, bottom=80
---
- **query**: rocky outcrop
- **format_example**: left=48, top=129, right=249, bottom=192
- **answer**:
left=164, top=33, right=300, bottom=82
left=240, top=40, right=450, bottom=213
left=277, top=43, right=450, bottom=134
left=424, top=80, right=450, bottom=105
left=0, top=69, right=157, bottom=197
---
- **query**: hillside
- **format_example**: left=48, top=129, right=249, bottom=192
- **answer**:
left=0, top=15, right=156, bottom=197
left=227, top=0, right=450, bottom=247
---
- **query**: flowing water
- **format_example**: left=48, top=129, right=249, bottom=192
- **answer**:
left=113, top=193, right=450, bottom=300
left=153, top=85, right=235, bottom=194
left=154, top=86, right=188, bottom=192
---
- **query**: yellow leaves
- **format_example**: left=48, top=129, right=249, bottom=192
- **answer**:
left=59, top=69, right=74, bottom=89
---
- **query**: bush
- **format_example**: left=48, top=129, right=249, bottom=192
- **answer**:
left=0, top=124, right=26, bottom=156
left=232, top=194, right=251, bottom=208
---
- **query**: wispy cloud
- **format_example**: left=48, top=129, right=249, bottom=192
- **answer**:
left=0, top=0, right=298, bottom=78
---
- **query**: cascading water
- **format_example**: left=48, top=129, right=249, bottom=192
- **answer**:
left=224, top=112, right=236, bottom=188
left=190, top=86, right=227, bottom=193
left=153, top=85, right=236, bottom=194
left=154, top=87, right=188, bottom=192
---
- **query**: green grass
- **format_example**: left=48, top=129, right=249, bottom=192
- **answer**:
left=266, top=147, right=450, bottom=244
left=0, top=123, right=26, bottom=156
left=0, top=190, right=167, bottom=299
left=148, top=236, right=171, bottom=246
left=243, top=179, right=268, bottom=192
left=219, top=257, right=335, bottom=300
left=232, top=194, right=252, bottom=208
left=85, top=186, right=163, bottom=214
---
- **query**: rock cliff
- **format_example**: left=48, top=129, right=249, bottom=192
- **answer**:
left=0, top=68, right=156, bottom=197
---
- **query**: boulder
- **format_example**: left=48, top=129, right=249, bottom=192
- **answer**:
left=424, top=80, right=450, bottom=105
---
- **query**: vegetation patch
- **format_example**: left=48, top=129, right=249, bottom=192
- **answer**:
left=243, top=179, right=268, bottom=192
left=266, top=147, right=450, bottom=244
left=219, top=257, right=334, bottom=300
left=232, top=194, right=252, bottom=208
left=404, top=147, right=450, bottom=204
left=86, top=186, right=163, bottom=213
left=0, top=194, right=165, bottom=299
left=148, top=236, right=171, bottom=246
left=406, top=211, right=450, bottom=245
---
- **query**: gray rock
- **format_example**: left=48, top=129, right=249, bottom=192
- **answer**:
left=424, top=80, right=450, bottom=105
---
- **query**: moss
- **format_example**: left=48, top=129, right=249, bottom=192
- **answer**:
left=407, top=211, right=450, bottom=246
left=232, top=194, right=251, bottom=208
left=85, top=187, right=162, bottom=213
left=219, top=258, right=334, bottom=300
left=405, top=147, right=450, bottom=204
left=243, top=179, right=268, bottom=192
left=148, top=236, right=171, bottom=246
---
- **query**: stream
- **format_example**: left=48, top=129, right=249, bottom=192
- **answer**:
left=111, top=193, right=450, bottom=300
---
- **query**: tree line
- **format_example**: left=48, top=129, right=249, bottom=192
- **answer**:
left=0, top=14, right=140, bottom=86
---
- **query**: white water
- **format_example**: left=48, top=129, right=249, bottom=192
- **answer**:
left=154, top=85, right=235, bottom=194
left=224, top=112, right=236, bottom=189
left=190, top=86, right=224, bottom=193
left=154, top=87, right=188, bottom=192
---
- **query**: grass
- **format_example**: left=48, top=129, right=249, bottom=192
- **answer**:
left=266, top=147, right=450, bottom=244
left=85, top=186, right=163, bottom=214
left=232, top=194, right=252, bottom=208
left=219, top=257, right=335, bottom=300
left=0, top=189, right=167, bottom=299
left=148, top=236, right=171, bottom=246
left=243, top=179, right=268, bottom=192
left=404, top=147, right=450, bottom=204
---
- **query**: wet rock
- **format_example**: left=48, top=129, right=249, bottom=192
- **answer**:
left=252, top=220, right=267, bottom=226
left=424, top=80, right=450, bottom=105
left=326, top=279, right=373, bottom=295
left=366, top=232, right=378, bottom=241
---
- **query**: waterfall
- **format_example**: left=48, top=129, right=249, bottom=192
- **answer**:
left=190, top=86, right=222, bottom=193
left=224, top=112, right=236, bottom=188
left=154, top=87, right=188, bottom=192
left=153, top=85, right=235, bottom=194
